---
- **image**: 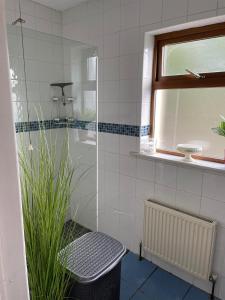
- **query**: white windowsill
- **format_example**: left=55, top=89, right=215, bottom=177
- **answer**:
left=130, top=151, right=225, bottom=174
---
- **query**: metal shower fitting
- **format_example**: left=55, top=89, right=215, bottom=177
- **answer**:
left=12, top=18, right=26, bottom=26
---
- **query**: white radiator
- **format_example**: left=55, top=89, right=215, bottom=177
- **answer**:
left=143, top=200, right=216, bottom=280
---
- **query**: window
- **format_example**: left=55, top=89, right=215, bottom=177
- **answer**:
left=151, top=22, right=225, bottom=163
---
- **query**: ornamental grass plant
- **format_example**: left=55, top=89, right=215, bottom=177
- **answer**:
left=19, top=127, right=75, bottom=300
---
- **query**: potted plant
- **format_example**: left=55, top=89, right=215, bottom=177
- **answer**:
left=19, top=127, right=75, bottom=299
left=212, top=115, right=225, bottom=137
left=212, top=115, right=225, bottom=161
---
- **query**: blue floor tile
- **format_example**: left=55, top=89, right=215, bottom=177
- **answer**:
left=140, top=268, right=191, bottom=300
left=132, top=291, right=149, bottom=300
left=120, top=279, right=137, bottom=300
left=121, top=252, right=157, bottom=291
left=184, top=286, right=212, bottom=300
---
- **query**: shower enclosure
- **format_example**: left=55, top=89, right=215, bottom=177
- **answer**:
left=7, top=10, right=98, bottom=231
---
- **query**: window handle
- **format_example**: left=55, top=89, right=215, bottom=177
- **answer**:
left=185, top=69, right=205, bottom=79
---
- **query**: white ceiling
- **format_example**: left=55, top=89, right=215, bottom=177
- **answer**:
left=33, top=0, right=87, bottom=11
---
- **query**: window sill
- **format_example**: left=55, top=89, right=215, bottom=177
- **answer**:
left=130, top=151, right=225, bottom=174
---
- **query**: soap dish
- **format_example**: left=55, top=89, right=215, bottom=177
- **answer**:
left=176, top=144, right=202, bottom=162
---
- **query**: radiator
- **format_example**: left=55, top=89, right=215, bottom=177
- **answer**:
left=143, top=200, right=216, bottom=280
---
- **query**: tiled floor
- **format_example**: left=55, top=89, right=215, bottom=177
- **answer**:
left=120, top=252, right=217, bottom=300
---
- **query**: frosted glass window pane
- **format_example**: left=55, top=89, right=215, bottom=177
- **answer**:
left=163, top=36, right=225, bottom=76
left=154, top=88, right=225, bottom=159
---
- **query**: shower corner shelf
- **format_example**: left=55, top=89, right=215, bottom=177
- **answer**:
left=53, top=118, right=75, bottom=125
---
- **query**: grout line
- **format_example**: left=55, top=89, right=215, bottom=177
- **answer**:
left=130, top=265, right=158, bottom=299
left=182, top=284, right=192, bottom=299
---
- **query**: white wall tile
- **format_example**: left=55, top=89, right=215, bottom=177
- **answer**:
left=155, top=162, right=177, bottom=188
left=36, top=18, right=52, bottom=35
left=118, top=212, right=136, bottom=251
left=201, top=197, right=225, bottom=227
left=35, top=3, right=52, bottom=20
left=21, top=13, right=37, bottom=30
left=102, top=133, right=120, bottom=153
left=103, top=80, right=119, bottom=102
left=218, top=0, right=225, bottom=8
left=102, top=170, right=120, bottom=210
left=103, top=57, right=119, bottom=80
left=154, top=183, right=176, bottom=206
left=188, top=0, right=218, bottom=15
left=135, top=178, right=155, bottom=205
left=6, top=9, right=16, bottom=25
left=104, top=152, right=119, bottom=172
left=119, top=27, right=140, bottom=55
left=119, top=154, right=137, bottom=177
left=52, top=10, right=62, bottom=24
left=119, top=135, right=138, bottom=155
left=203, top=173, right=225, bottom=203
left=88, top=13, right=104, bottom=37
left=121, top=1, right=140, bottom=30
left=187, top=10, right=217, bottom=21
left=6, top=0, right=19, bottom=12
left=12, top=102, right=28, bottom=122
left=103, top=32, right=119, bottom=58
left=162, top=16, right=187, bottom=27
left=177, top=167, right=203, bottom=195
left=119, top=79, right=138, bottom=102
left=101, top=102, right=120, bottom=123
left=140, top=0, right=163, bottom=25
left=213, top=246, right=225, bottom=277
left=175, top=190, right=201, bottom=213
left=119, top=102, right=137, bottom=125
left=98, top=209, right=120, bottom=239
left=163, top=0, right=187, bottom=20
left=141, top=101, right=150, bottom=125
left=217, top=7, right=225, bottom=16
left=103, top=0, right=121, bottom=11
left=119, top=174, right=136, bottom=214
left=215, top=226, right=225, bottom=251
left=119, top=54, right=139, bottom=79
left=103, top=7, right=121, bottom=34
left=137, top=158, right=155, bottom=181
left=20, top=0, right=35, bottom=16
left=88, top=0, right=104, bottom=16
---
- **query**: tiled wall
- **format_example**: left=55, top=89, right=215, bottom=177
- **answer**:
left=5, top=0, right=98, bottom=231
left=6, top=0, right=62, bottom=35
left=62, top=1, right=225, bottom=299
left=6, top=0, right=64, bottom=122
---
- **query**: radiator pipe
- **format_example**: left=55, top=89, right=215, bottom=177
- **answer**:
left=139, top=242, right=143, bottom=261
left=209, top=274, right=217, bottom=300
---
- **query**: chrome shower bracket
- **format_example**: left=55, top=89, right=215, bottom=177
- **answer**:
left=12, top=18, right=26, bottom=26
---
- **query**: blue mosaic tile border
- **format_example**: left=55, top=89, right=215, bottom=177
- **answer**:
left=15, top=119, right=150, bottom=137
left=15, top=119, right=67, bottom=133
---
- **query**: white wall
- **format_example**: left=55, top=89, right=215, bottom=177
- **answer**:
left=0, top=0, right=29, bottom=298
left=63, top=1, right=225, bottom=299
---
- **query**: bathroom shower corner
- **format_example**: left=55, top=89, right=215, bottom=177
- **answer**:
left=7, top=1, right=98, bottom=233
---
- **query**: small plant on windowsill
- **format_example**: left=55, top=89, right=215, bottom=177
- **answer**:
left=212, top=115, right=225, bottom=137
left=212, top=115, right=225, bottom=163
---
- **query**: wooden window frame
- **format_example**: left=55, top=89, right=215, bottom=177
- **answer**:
left=150, top=22, right=225, bottom=164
